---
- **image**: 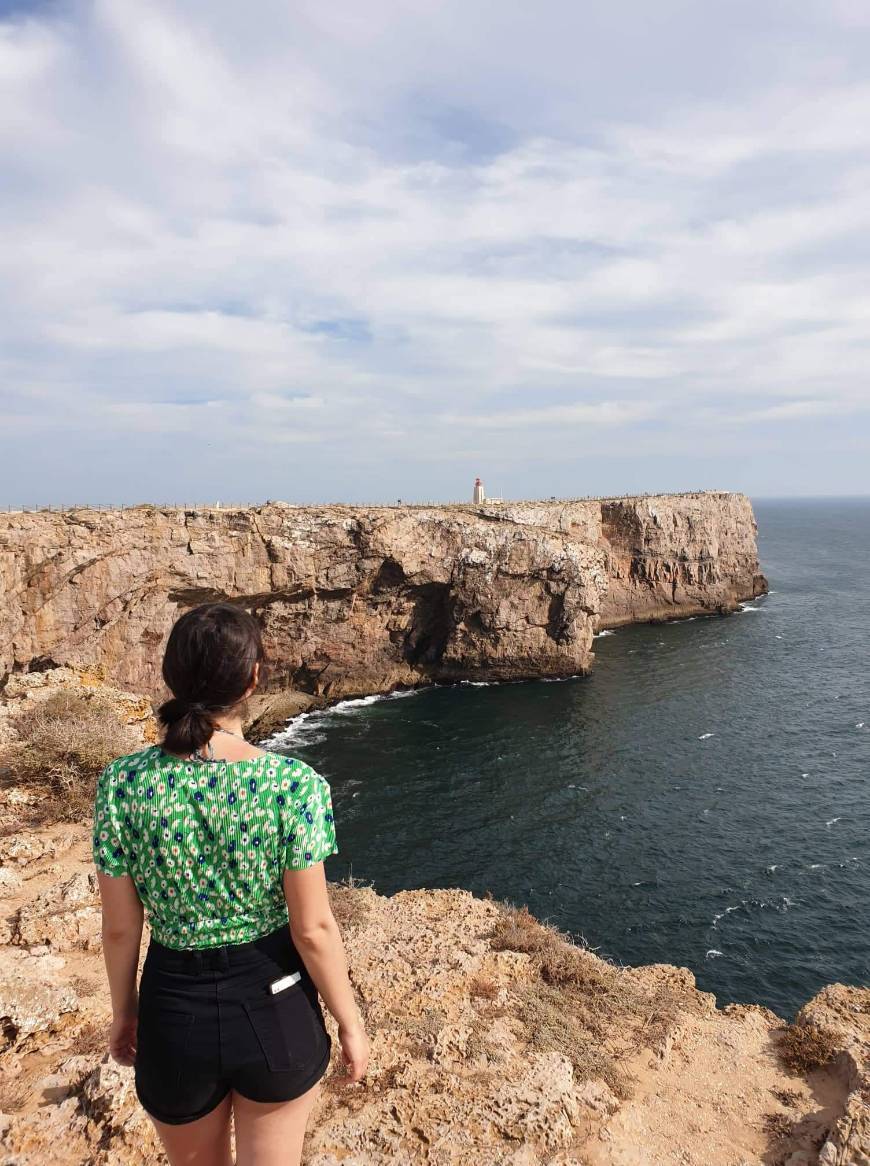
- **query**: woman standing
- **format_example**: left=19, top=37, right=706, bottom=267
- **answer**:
left=92, top=603, right=369, bottom=1166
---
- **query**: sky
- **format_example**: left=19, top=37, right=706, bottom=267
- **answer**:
left=1, top=0, right=869, bottom=506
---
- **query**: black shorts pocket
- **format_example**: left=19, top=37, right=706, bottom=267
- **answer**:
left=241, top=980, right=324, bottom=1074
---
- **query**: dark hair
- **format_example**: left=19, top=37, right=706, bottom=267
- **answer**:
left=158, top=603, right=266, bottom=756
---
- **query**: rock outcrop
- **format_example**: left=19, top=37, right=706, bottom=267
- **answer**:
left=0, top=493, right=766, bottom=700
left=0, top=816, right=865, bottom=1166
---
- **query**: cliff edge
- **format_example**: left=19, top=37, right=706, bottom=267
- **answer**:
left=0, top=820, right=866, bottom=1166
left=0, top=492, right=766, bottom=701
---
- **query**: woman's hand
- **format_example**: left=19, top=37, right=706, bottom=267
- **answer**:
left=338, top=1021, right=369, bottom=1084
left=109, top=1010, right=138, bottom=1067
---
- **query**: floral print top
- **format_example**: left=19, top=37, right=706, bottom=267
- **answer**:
left=92, top=745, right=338, bottom=949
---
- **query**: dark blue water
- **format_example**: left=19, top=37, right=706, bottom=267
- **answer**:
left=272, top=499, right=869, bottom=1016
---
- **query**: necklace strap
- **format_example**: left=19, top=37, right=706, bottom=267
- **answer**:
left=214, top=726, right=247, bottom=742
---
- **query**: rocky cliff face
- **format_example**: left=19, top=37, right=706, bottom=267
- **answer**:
left=0, top=493, right=766, bottom=700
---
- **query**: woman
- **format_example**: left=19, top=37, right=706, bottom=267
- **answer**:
left=92, top=602, right=369, bottom=1166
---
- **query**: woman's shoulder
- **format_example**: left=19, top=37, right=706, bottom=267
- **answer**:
left=272, top=750, right=324, bottom=778
left=275, top=754, right=329, bottom=786
left=101, top=744, right=163, bottom=778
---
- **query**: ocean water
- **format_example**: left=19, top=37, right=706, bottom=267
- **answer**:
left=271, top=499, right=870, bottom=1016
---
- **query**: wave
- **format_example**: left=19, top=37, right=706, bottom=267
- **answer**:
left=706, top=949, right=724, bottom=959
left=698, top=732, right=715, bottom=740
left=330, top=689, right=420, bottom=712
left=826, top=817, right=842, bottom=827
left=711, top=896, right=795, bottom=927
left=265, top=686, right=424, bottom=747
left=595, top=629, right=616, bottom=637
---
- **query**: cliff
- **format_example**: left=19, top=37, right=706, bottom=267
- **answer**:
left=0, top=493, right=766, bottom=701
left=0, top=817, right=866, bottom=1165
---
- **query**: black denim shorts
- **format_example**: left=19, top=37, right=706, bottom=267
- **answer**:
left=135, top=925, right=332, bottom=1124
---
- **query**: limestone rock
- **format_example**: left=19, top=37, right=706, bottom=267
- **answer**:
left=0, top=494, right=764, bottom=700
left=0, top=948, right=79, bottom=1050
left=797, top=985, right=870, bottom=1166
left=15, top=871, right=101, bottom=952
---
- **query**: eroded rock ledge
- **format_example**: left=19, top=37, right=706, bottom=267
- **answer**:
left=0, top=492, right=766, bottom=700
left=0, top=820, right=866, bottom=1166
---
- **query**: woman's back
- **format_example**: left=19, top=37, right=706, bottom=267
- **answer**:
left=93, top=602, right=366, bottom=1165
left=94, top=745, right=337, bottom=949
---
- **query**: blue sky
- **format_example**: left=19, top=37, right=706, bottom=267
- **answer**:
left=1, top=0, right=869, bottom=505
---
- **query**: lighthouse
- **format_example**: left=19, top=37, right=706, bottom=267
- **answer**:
left=472, top=477, right=485, bottom=504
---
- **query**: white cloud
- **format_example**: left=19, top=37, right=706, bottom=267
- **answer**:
left=0, top=0, right=868, bottom=503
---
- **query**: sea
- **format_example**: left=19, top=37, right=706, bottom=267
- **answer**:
left=271, top=498, right=870, bottom=1017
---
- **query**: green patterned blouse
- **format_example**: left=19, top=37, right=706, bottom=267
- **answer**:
left=92, top=745, right=338, bottom=950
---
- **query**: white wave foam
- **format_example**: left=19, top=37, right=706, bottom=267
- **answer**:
left=856, top=722, right=865, bottom=729
left=265, top=686, right=425, bottom=747
left=595, top=629, right=616, bottom=637
left=332, top=694, right=384, bottom=711
left=706, top=949, right=724, bottom=959
left=766, top=864, right=779, bottom=873
left=698, top=732, right=715, bottom=740
left=826, top=817, right=841, bottom=827
left=809, top=863, right=823, bottom=870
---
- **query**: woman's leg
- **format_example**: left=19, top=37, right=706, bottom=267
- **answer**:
left=232, top=1080, right=322, bottom=1166
left=148, top=1093, right=234, bottom=1166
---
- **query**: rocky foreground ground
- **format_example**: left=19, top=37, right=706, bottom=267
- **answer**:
left=0, top=675, right=867, bottom=1166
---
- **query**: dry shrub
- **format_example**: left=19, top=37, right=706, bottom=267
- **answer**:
left=516, top=980, right=632, bottom=1098
left=763, top=1112, right=794, bottom=1142
left=3, top=691, right=141, bottom=824
left=772, top=1087, right=803, bottom=1108
left=469, top=974, right=499, bottom=1000
left=489, top=904, right=568, bottom=954
left=778, top=1022, right=841, bottom=1074
left=489, top=902, right=689, bottom=1098
left=72, top=1021, right=109, bottom=1056
left=327, top=876, right=373, bottom=935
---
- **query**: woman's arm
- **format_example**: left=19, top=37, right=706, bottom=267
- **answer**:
left=283, top=864, right=369, bottom=1084
left=96, top=870, right=144, bottom=1066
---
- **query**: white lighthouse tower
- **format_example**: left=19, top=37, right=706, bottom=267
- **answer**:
left=472, top=476, right=485, bottom=504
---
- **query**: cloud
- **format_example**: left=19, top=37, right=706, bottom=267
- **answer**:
left=0, top=0, right=868, bottom=503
